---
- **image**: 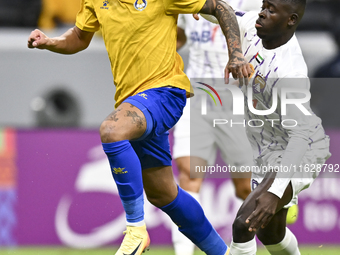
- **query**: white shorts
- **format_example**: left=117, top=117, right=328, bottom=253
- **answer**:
left=251, top=138, right=331, bottom=208
left=173, top=90, right=254, bottom=167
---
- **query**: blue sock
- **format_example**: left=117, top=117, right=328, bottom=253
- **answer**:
left=160, top=187, right=228, bottom=255
left=102, top=140, right=144, bottom=223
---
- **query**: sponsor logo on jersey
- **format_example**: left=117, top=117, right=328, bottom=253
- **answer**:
left=112, top=167, right=128, bottom=174
left=134, top=0, right=147, bottom=11
left=174, top=222, right=182, bottom=228
left=138, top=93, right=148, bottom=99
left=251, top=179, right=259, bottom=190
left=100, top=0, right=109, bottom=9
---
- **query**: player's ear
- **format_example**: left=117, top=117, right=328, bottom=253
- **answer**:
left=288, top=13, right=299, bottom=27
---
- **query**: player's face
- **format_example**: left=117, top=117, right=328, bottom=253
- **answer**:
left=255, top=0, right=292, bottom=40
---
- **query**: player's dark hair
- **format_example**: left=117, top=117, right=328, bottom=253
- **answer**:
left=285, top=0, right=306, bottom=7
left=284, top=0, right=306, bottom=23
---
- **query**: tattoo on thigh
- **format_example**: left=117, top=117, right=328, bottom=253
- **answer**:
left=125, top=110, right=144, bottom=129
left=107, top=108, right=122, bottom=122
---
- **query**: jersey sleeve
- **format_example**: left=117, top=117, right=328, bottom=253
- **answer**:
left=277, top=74, right=311, bottom=136
left=76, top=0, right=100, bottom=32
left=267, top=135, right=308, bottom=198
left=164, top=0, right=206, bottom=15
left=267, top=75, right=311, bottom=198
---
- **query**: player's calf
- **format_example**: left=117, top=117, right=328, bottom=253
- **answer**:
left=160, top=186, right=229, bottom=255
left=256, top=225, right=286, bottom=245
left=262, top=228, right=300, bottom=255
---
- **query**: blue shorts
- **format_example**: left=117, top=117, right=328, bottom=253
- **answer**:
left=123, top=87, right=186, bottom=170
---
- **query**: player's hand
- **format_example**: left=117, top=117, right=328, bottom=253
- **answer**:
left=225, top=54, right=252, bottom=86
left=245, top=191, right=280, bottom=232
left=193, top=14, right=200, bottom=20
left=27, top=29, right=51, bottom=49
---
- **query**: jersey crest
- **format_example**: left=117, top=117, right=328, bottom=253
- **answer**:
left=100, top=0, right=109, bottom=10
left=134, top=0, right=147, bottom=11
left=253, top=74, right=266, bottom=94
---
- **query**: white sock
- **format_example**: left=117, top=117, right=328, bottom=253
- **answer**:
left=265, top=228, right=300, bottom=255
left=230, top=238, right=256, bottom=255
left=171, top=191, right=200, bottom=255
left=126, top=220, right=145, bottom=227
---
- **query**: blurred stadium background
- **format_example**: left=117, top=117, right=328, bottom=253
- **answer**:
left=0, top=0, right=340, bottom=254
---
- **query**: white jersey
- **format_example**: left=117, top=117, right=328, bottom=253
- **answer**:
left=178, top=14, right=228, bottom=80
left=177, top=0, right=262, bottom=80
left=173, top=9, right=261, bottom=166
left=238, top=11, right=328, bottom=160
left=228, top=0, right=262, bottom=12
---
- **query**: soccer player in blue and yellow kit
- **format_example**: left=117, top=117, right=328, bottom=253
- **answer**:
left=28, top=0, right=252, bottom=254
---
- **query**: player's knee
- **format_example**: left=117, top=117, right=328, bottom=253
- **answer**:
left=145, top=195, right=161, bottom=207
left=99, top=121, right=128, bottom=143
left=178, top=168, right=191, bottom=183
left=145, top=192, right=174, bottom=208
left=233, top=216, right=248, bottom=233
left=232, top=215, right=253, bottom=242
left=176, top=159, right=190, bottom=174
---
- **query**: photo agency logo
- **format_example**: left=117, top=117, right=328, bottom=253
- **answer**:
left=196, top=78, right=312, bottom=128
left=196, top=82, right=222, bottom=114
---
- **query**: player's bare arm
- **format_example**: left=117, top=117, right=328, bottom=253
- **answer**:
left=199, top=0, right=252, bottom=85
left=176, top=27, right=187, bottom=50
left=244, top=172, right=294, bottom=232
left=27, top=26, right=94, bottom=54
left=245, top=191, right=280, bottom=232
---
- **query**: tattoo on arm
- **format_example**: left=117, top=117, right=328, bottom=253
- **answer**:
left=199, top=0, right=243, bottom=60
left=199, top=0, right=215, bottom=14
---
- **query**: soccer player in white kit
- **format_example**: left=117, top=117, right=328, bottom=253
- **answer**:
left=215, top=0, right=332, bottom=254
left=172, top=1, right=262, bottom=255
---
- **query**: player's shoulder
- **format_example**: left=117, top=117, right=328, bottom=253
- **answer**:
left=238, top=11, right=257, bottom=30
left=237, top=11, right=258, bottom=43
left=276, top=35, right=308, bottom=78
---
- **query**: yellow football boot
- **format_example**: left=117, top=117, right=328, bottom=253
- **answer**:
left=115, top=224, right=150, bottom=255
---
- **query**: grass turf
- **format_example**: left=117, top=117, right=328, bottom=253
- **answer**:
left=0, top=246, right=339, bottom=255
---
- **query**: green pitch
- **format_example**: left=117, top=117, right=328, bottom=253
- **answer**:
left=0, top=246, right=339, bottom=255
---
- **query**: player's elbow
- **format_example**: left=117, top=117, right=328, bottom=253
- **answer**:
left=73, top=27, right=94, bottom=52
left=77, top=42, right=91, bottom=53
